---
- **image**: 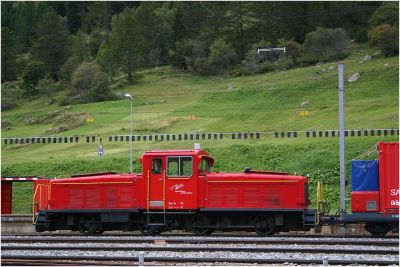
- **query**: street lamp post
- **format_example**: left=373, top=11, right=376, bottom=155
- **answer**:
left=125, top=94, right=134, bottom=174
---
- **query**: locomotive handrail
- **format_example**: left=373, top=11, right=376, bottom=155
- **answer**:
left=70, top=172, right=117, bottom=178
left=163, top=169, right=166, bottom=213
left=32, top=184, right=49, bottom=224
left=146, top=169, right=150, bottom=212
left=244, top=170, right=289, bottom=175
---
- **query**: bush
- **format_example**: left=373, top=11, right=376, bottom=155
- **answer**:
left=169, top=38, right=209, bottom=74
left=60, top=56, right=82, bottom=83
left=71, top=62, right=101, bottom=96
left=207, top=38, right=237, bottom=74
left=368, top=24, right=399, bottom=56
left=240, top=40, right=275, bottom=75
left=278, top=39, right=301, bottom=64
left=274, top=39, right=301, bottom=70
left=275, top=55, right=295, bottom=71
left=182, top=39, right=209, bottom=74
left=67, top=61, right=115, bottom=104
left=301, top=27, right=351, bottom=62
left=87, top=71, right=114, bottom=102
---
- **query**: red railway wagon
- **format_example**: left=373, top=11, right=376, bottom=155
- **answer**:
left=345, top=142, right=399, bottom=236
left=34, top=147, right=315, bottom=235
left=1, top=182, right=12, bottom=214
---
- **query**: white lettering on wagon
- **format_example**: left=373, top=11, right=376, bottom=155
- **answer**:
left=390, top=189, right=399, bottom=196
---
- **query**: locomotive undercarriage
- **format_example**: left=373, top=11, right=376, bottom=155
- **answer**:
left=35, top=209, right=307, bottom=236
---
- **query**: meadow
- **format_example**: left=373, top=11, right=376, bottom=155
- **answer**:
left=2, top=46, right=398, bottom=213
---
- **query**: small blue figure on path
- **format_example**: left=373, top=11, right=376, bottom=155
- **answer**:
left=98, top=143, right=104, bottom=157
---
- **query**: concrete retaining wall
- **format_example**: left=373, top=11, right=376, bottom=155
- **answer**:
left=1, top=215, right=35, bottom=234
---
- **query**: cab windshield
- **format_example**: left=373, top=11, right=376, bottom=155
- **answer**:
left=198, top=157, right=213, bottom=174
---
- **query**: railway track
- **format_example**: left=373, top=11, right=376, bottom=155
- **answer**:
left=2, top=232, right=399, bottom=238
left=2, top=244, right=397, bottom=255
left=2, top=236, right=398, bottom=246
left=2, top=235, right=398, bottom=266
left=2, top=254, right=398, bottom=266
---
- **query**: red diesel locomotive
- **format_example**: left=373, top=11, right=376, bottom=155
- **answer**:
left=34, top=147, right=315, bottom=235
left=33, top=142, right=399, bottom=236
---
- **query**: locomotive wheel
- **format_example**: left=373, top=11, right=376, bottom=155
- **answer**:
left=191, top=215, right=213, bottom=235
left=95, top=229, right=104, bottom=234
left=366, top=223, right=390, bottom=237
left=79, top=222, right=101, bottom=235
left=255, top=215, right=275, bottom=236
left=139, top=224, right=162, bottom=235
left=35, top=225, right=45, bottom=232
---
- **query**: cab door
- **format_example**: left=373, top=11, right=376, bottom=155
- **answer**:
left=148, top=157, right=164, bottom=209
left=165, top=156, right=197, bottom=209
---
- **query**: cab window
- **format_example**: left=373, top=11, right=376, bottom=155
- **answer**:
left=152, top=158, right=162, bottom=174
left=167, top=156, right=192, bottom=177
left=198, top=158, right=212, bottom=174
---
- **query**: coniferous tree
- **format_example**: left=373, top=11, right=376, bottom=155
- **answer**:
left=31, top=10, right=71, bottom=81
left=1, top=27, right=18, bottom=82
left=71, top=32, right=89, bottom=61
left=106, top=7, right=146, bottom=81
left=96, top=42, right=118, bottom=80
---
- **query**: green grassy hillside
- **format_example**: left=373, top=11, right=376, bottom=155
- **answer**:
left=2, top=47, right=398, bottom=213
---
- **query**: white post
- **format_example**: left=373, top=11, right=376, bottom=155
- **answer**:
left=338, top=62, right=346, bottom=235
left=138, top=252, right=144, bottom=266
left=323, top=256, right=329, bottom=266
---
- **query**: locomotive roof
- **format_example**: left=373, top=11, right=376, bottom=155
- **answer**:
left=142, top=149, right=209, bottom=157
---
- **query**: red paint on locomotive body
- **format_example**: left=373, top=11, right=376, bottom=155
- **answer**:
left=33, top=149, right=309, bottom=212
left=203, top=172, right=307, bottom=209
left=49, top=175, right=141, bottom=210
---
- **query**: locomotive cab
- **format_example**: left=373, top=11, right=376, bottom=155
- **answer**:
left=140, top=148, right=211, bottom=211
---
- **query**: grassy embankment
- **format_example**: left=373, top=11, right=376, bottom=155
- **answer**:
left=2, top=47, right=398, bottom=213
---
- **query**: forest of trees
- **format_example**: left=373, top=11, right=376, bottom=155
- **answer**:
left=1, top=1, right=398, bottom=107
